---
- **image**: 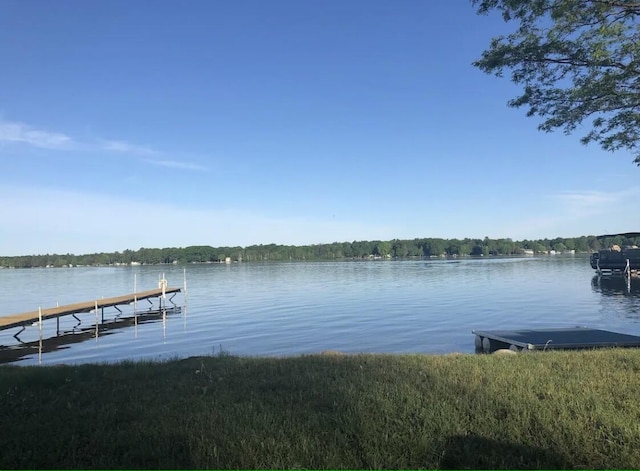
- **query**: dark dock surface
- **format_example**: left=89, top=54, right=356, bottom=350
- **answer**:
left=0, top=287, right=181, bottom=332
left=473, top=327, right=640, bottom=352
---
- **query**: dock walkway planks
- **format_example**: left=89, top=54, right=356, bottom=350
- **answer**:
left=0, top=287, right=181, bottom=332
left=473, top=327, right=640, bottom=352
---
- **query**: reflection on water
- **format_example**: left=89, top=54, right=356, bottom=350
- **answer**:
left=591, top=275, right=640, bottom=320
left=0, top=307, right=181, bottom=364
left=591, top=275, right=640, bottom=297
left=4, top=256, right=640, bottom=365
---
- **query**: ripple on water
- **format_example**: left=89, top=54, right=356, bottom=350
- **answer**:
left=2, top=256, right=638, bottom=364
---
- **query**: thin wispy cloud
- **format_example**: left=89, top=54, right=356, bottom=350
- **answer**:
left=99, top=139, right=160, bottom=157
left=556, top=190, right=617, bottom=206
left=144, top=159, right=208, bottom=171
left=0, top=118, right=205, bottom=172
left=553, top=188, right=640, bottom=216
left=0, top=185, right=395, bottom=255
left=0, top=120, right=74, bottom=149
left=503, top=186, right=640, bottom=239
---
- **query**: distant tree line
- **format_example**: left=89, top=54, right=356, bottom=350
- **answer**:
left=2, top=235, right=639, bottom=268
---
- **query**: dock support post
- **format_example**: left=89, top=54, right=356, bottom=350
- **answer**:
left=38, top=307, right=43, bottom=365
left=183, top=268, right=188, bottom=331
left=94, top=300, right=99, bottom=340
left=162, top=273, right=167, bottom=308
left=158, top=273, right=167, bottom=310
left=134, top=273, right=138, bottom=326
left=57, top=317, right=60, bottom=336
left=183, top=268, right=187, bottom=304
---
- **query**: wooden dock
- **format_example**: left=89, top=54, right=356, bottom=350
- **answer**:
left=0, top=287, right=181, bottom=332
left=0, top=306, right=181, bottom=364
left=473, top=327, right=640, bottom=353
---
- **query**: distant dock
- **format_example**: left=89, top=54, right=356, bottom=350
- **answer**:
left=0, top=287, right=181, bottom=334
left=474, top=327, right=640, bottom=353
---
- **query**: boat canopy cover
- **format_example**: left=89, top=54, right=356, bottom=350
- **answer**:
left=596, top=232, right=640, bottom=239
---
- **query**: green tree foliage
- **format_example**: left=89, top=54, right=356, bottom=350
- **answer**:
left=392, top=240, right=409, bottom=258
left=374, top=241, right=392, bottom=257
left=473, top=0, right=640, bottom=164
left=423, top=239, right=447, bottom=257
left=1, top=235, right=638, bottom=268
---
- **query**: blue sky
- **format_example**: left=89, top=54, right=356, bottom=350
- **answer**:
left=1, top=0, right=638, bottom=256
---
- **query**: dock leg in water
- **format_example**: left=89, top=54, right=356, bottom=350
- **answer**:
left=13, top=326, right=25, bottom=342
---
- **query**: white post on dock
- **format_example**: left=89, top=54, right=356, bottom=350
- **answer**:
left=134, top=273, right=138, bottom=326
left=158, top=272, right=167, bottom=310
left=183, top=268, right=187, bottom=303
left=183, top=268, right=188, bottom=331
left=38, top=306, right=43, bottom=365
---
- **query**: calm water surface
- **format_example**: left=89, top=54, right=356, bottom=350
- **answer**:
left=1, top=255, right=639, bottom=365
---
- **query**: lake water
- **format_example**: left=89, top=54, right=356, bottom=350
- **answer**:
left=1, top=255, right=639, bottom=365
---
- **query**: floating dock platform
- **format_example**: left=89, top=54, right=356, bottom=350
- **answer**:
left=473, top=327, right=640, bottom=353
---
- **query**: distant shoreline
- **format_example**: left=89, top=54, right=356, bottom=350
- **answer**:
left=2, top=233, right=629, bottom=268
left=0, top=251, right=589, bottom=268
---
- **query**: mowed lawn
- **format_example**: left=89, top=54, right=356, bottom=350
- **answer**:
left=1, top=350, right=640, bottom=469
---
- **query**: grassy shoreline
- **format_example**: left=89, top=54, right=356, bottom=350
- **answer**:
left=1, top=350, right=640, bottom=469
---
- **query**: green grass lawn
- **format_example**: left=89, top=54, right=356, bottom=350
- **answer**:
left=1, top=350, right=640, bottom=469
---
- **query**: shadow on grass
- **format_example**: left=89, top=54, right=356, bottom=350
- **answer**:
left=439, top=434, right=568, bottom=469
left=1, top=352, right=634, bottom=468
left=309, top=355, right=574, bottom=469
